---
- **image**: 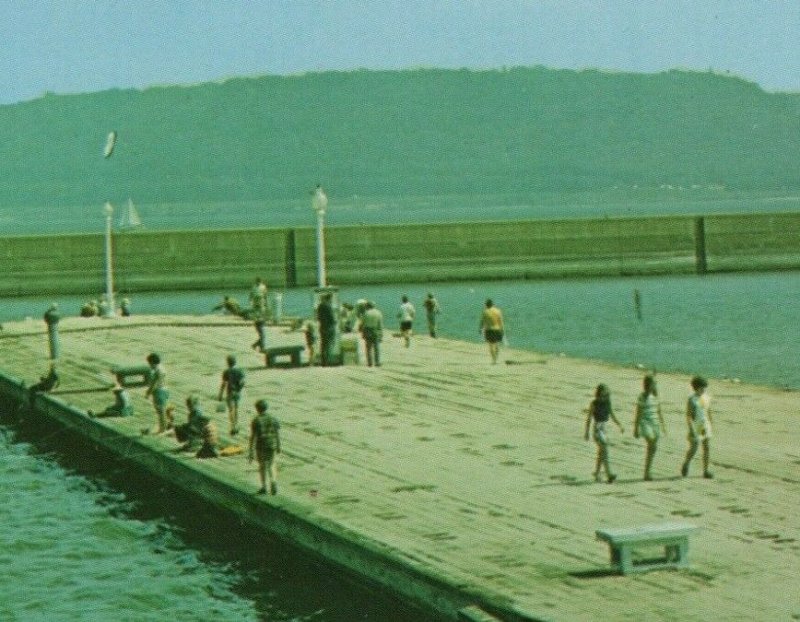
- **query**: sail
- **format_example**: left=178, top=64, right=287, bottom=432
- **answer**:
left=118, top=199, right=142, bottom=230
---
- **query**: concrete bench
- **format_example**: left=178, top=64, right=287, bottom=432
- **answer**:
left=110, top=365, right=152, bottom=388
left=264, top=345, right=304, bottom=368
left=596, top=522, right=699, bottom=574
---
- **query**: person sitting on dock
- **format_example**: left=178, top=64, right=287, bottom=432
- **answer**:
left=80, top=300, right=99, bottom=317
left=89, top=384, right=133, bottom=418
left=218, top=354, right=245, bottom=436
left=584, top=384, right=624, bottom=483
left=174, top=395, right=219, bottom=458
left=144, top=352, right=171, bottom=434
left=633, top=374, right=666, bottom=481
left=26, top=364, right=60, bottom=410
left=248, top=399, right=281, bottom=495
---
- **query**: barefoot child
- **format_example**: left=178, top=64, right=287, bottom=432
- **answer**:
left=584, top=384, right=624, bottom=483
left=681, top=375, right=714, bottom=479
left=633, top=374, right=666, bottom=481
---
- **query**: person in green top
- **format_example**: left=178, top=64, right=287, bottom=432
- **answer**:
left=248, top=399, right=281, bottom=495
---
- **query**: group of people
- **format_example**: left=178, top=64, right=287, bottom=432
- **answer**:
left=584, top=374, right=714, bottom=483
left=80, top=350, right=283, bottom=495
left=79, top=296, right=132, bottom=317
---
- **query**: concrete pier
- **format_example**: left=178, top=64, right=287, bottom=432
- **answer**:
left=0, top=315, right=798, bottom=621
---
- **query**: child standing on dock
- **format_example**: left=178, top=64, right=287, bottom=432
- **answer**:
left=584, top=384, right=624, bottom=483
left=248, top=399, right=281, bottom=495
left=218, top=355, right=245, bottom=436
left=681, top=376, right=714, bottom=479
left=397, top=295, right=416, bottom=347
left=633, top=374, right=666, bottom=481
left=144, top=352, right=170, bottom=434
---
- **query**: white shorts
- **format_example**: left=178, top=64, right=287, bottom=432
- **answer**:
left=688, top=417, right=712, bottom=442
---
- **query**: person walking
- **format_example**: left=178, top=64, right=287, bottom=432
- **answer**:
left=423, top=292, right=440, bottom=338
left=248, top=399, right=281, bottom=495
left=479, top=299, right=505, bottom=364
left=584, top=384, right=624, bottom=483
left=397, top=295, right=415, bottom=347
left=218, top=354, right=245, bottom=436
left=681, top=375, right=714, bottom=479
left=633, top=374, right=666, bottom=481
left=144, top=352, right=170, bottom=434
left=359, top=301, right=384, bottom=367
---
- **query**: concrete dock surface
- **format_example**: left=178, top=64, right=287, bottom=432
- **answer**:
left=1, top=315, right=798, bottom=621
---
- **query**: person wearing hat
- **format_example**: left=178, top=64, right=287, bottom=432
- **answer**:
left=248, top=399, right=281, bottom=495
left=681, top=375, right=714, bottom=479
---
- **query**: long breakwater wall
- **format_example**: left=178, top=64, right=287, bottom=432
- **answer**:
left=1, top=212, right=798, bottom=296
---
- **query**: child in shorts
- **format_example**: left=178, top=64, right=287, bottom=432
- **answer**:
left=681, top=375, right=714, bottom=479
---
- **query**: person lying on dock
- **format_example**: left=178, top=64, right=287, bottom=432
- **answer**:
left=88, top=384, right=133, bottom=418
left=248, top=399, right=281, bottom=495
left=212, top=296, right=243, bottom=317
left=26, top=364, right=60, bottom=409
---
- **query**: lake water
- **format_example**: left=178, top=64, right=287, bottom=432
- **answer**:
left=3, top=271, right=798, bottom=389
left=0, top=422, right=430, bottom=622
left=1, top=270, right=797, bottom=620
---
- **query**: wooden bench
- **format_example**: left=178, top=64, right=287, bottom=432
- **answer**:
left=264, top=345, right=304, bottom=368
left=110, top=365, right=152, bottom=388
left=596, top=522, right=699, bottom=574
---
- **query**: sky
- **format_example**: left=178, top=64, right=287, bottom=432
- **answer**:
left=3, top=0, right=800, bottom=105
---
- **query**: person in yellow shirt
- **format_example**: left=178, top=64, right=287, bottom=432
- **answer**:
left=479, top=298, right=504, bottom=364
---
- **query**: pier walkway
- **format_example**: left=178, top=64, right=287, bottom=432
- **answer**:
left=0, top=315, right=798, bottom=621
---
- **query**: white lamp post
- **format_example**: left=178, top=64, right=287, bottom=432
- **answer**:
left=102, top=201, right=116, bottom=317
left=311, top=184, right=329, bottom=287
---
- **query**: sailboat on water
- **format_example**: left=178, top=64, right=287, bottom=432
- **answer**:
left=117, top=198, right=142, bottom=231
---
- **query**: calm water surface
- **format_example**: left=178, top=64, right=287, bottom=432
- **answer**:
left=3, top=271, right=797, bottom=389
left=0, top=424, right=432, bottom=622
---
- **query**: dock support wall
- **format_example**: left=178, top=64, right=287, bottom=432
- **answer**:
left=285, top=229, right=298, bottom=288
left=0, top=371, right=544, bottom=622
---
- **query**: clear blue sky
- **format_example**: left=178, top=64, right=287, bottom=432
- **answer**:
left=3, top=0, right=800, bottom=105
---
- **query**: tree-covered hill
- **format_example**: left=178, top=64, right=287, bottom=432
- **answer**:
left=2, top=66, right=799, bottom=210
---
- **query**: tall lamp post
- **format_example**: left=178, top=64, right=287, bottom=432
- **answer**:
left=102, top=130, right=118, bottom=318
left=311, top=184, right=328, bottom=287
left=102, top=201, right=116, bottom=317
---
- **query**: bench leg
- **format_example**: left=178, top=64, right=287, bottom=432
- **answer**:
left=611, top=545, right=633, bottom=574
left=666, top=539, right=689, bottom=566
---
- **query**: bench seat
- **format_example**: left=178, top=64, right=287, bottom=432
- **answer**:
left=264, top=345, right=304, bottom=368
left=110, top=365, right=152, bottom=388
left=596, top=522, right=699, bottom=574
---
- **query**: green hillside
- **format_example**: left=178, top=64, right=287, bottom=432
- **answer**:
left=2, top=66, right=800, bottom=210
